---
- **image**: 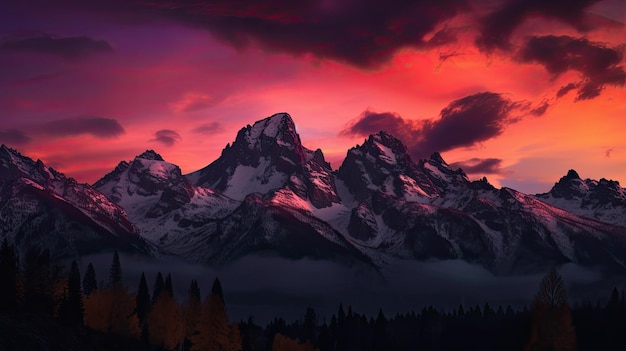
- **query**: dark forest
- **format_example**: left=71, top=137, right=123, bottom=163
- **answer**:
left=2, top=240, right=626, bottom=351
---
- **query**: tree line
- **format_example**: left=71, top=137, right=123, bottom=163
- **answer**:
left=1, top=238, right=626, bottom=350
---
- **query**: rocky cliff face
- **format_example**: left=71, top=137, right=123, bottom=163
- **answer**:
left=0, top=145, right=149, bottom=258
left=536, top=169, right=626, bottom=227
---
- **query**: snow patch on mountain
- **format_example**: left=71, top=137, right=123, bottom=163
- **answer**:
left=224, top=158, right=288, bottom=201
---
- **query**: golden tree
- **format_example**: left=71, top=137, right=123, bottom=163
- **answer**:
left=525, top=269, right=577, bottom=351
left=191, top=278, right=241, bottom=351
left=148, top=291, right=184, bottom=349
left=272, top=333, right=318, bottom=351
left=84, top=287, right=140, bottom=338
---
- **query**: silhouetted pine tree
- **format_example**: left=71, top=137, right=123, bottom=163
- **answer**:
left=211, top=277, right=224, bottom=302
left=191, top=278, right=240, bottom=351
left=317, top=323, right=332, bottom=351
left=301, top=307, right=318, bottom=344
left=0, top=238, right=18, bottom=312
left=189, top=279, right=201, bottom=303
left=62, top=260, right=84, bottom=325
left=108, top=250, right=122, bottom=288
left=372, top=309, right=387, bottom=351
left=164, top=273, right=173, bottom=297
left=136, top=272, right=150, bottom=326
left=152, top=272, right=164, bottom=304
left=82, top=262, right=97, bottom=297
left=22, top=247, right=56, bottom=315
left=184, top=279, right=202, bottom=349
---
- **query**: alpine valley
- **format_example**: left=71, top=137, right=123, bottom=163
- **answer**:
left=2, top=113, right=626, bottom=276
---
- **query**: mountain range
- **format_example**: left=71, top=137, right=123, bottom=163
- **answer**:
left=2, top=112, right=626, bottom=275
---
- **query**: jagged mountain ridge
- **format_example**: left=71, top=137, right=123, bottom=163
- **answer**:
left=0, top=145, right=149, bottom=258
left=3, top=112, right=626, bottom=274
left=186, top=113, right=340, bottom=208
left=93, top=113, right=626, bottom=274
left=536, top=169, right=626, bottom=227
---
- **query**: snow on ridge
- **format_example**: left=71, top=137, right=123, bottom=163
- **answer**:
left=245, top=113, right=294, bottom=149
left=399, top=174, right=431, bottom=202
left=223, top=157, right=288, bottom=200
left=134, top=157, right=178, bottom=179
left=423, top=161, right=447, bottom=179
left=19, top=177, right=45, bottom=191
left=262, top=113, right=291, bottom=138
left=373, top=141, right=397, bottom=165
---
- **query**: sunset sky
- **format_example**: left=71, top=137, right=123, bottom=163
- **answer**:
left=1, top=0, right=625, bottom=193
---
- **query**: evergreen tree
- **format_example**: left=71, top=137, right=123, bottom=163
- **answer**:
left=82, top=262, right=97, bottom=297
left=63, top=260, right=84, bottom=325
left=84, top=287, right=141, bottom=338
left=525, top=269, right=577, bottom=351
left=184, top=279, right=202, bottom=345
left=136, top=272, right=150, bottom=325
left=189, top=279, right=201, bottom=303
left=152, top=272, right=164, bottom=304
left=302, top=307, right=318, bottom=344
left=272, top=333, right=318, bottom=351
left=165, top=273, right=173, bottom=297
left=372, top=309, right=388, bottom=351
left=229, top=323, right=243, bottom=351
left=148, top=289, right=184, bottom=349
left=22, top=247, right=55, bottom=315
left=317, top=323, right=333, bottom=351
left=0, top=238, right=18, bottom=312
left=336, top=304, right=347, bottom=351
left=108, top=250, right=122, bottom=288
left=192, top=278, right=240, bottom=351
left=212, top=277, right=224, bottom=302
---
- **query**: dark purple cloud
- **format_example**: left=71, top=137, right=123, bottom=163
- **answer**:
left=159, top=0, right=469, bottom=68
left=475, top=0, right=602, bottom=53
left=339, top=111, right=415, bottom=141
left=529, top=99, right=550, bottom=116
left=42, top=116, right=125, bottom=139
left=417, top=92, right=520, bottom=154
left=192, top=122, right=222, bottom=135
left=342, top=92, right=530, bottom=157
left=0, top=129, right=32, bottom=146
left=151, top=129, right=181, bottom=146
left=18, top=0, right=466, bottom=69
left=1, top=34, right=113, bottom=60
left=450, top=158, right=504, bottom=175
left=518, top=35, right=626, bottom=101
left=556, top=82, right=579, bottom=98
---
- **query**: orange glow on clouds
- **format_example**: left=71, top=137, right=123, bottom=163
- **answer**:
left=0, top=1, right=625, bottom=194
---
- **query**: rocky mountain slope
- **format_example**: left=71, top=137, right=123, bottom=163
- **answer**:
left=3, top=112, right=626, bottom=274
left=0, top=145, right=149, bottom=258
left=536, top=169, right=626, bottom=227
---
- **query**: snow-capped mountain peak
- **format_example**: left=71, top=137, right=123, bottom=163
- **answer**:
left=536, top=170, right=626, bottom=227
left=419, top=152, right=469, bottom=191
left=94, top=150, right=193, bottom=208
left=429, top=151, right=447, bottom=165
left=185, top=112, right=340, bottom=207
left=5, top=113, right=626, bottom=275
left=238, top=112, right=304, bottom=155
left=543, top=169, right=589, bottom=200
left=337, top=131, right=439, bottom=202
left=136, top=149, right=164, bottom=161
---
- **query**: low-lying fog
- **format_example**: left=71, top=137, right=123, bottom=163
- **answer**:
left=75, top=253, right=624, bottom=324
